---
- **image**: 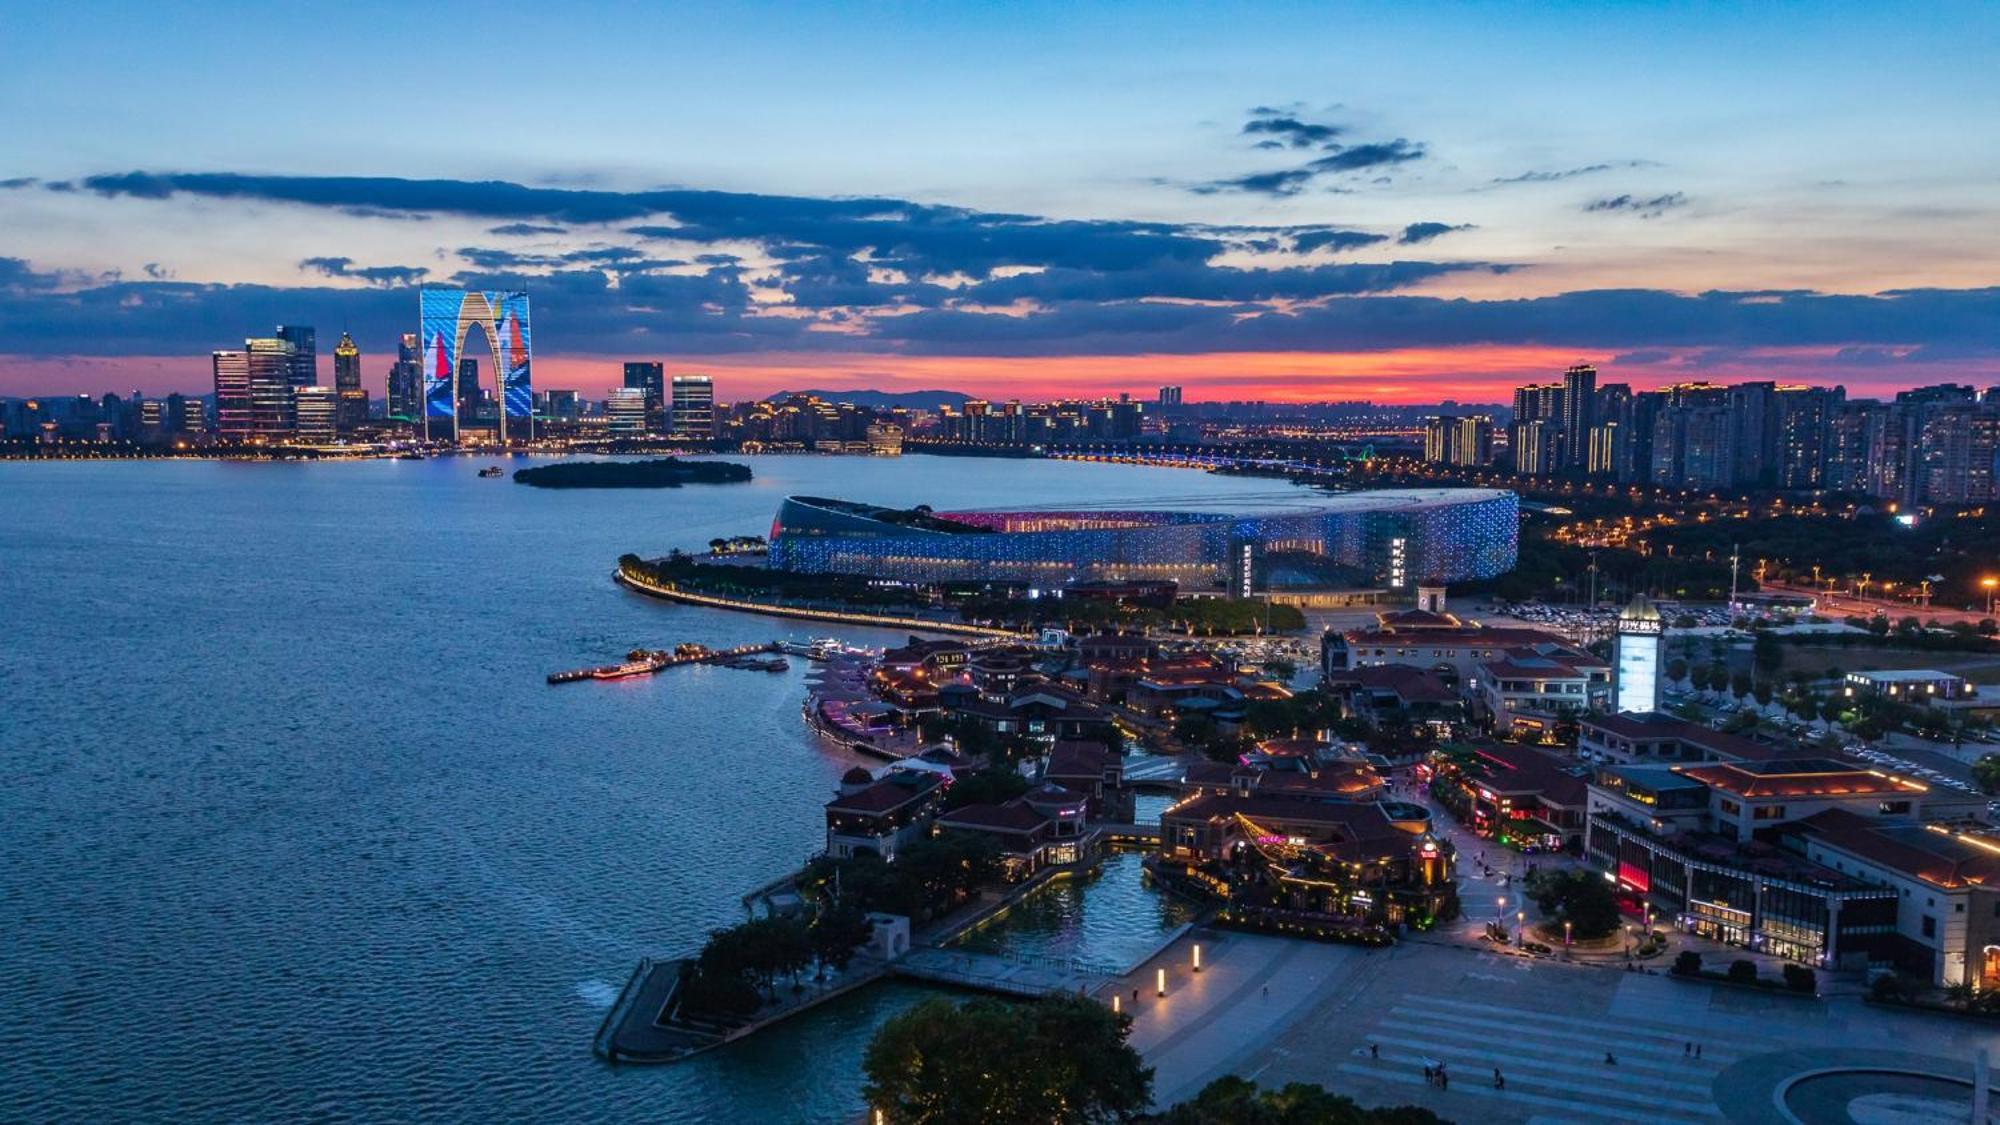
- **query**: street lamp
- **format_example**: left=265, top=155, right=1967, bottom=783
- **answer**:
left=1517, top=910, right=1526, bottom=945
left=1984, top=577, right=1997, bottom=618
left=1192, top=944, right=1202, bottom=973
left=1564, top=920, right=1573, bottom=953
left=1157, top=968, right=1167, bottom=997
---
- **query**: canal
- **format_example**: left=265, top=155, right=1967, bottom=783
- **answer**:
left=949, top=850, right=1199, bottom=970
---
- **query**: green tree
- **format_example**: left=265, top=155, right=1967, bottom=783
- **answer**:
left=1524, top=868, right=1621, bottom=940
left=1973, top=756, right=2000, bottom=795
left=938, top=766, right=1031, bottom=812
left=863, top=995, right=1152, bottom=1124
left=1159, top=1075, right=1447, bottom=1124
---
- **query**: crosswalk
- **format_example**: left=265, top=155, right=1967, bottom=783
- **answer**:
left=1335, top=993, right=1765, bottom=1124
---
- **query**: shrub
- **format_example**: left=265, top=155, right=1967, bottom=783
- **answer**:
left=1870, top=973, right=1903, bottom=1001
left=1727, top=959, right=1759, bottom=984
left=1782, top=964, right=1816, bottom=994
left=1673, top=951, right=1702, bottom=977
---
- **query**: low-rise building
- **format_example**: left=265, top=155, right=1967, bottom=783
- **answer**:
left=1843, top=669, right=1973, bottom=703
left=1158, top=793, right=1456, bottom=928
left=1429, top=743, right=1591, bottom=851
left=823, top=768, right=946, bottom=861
left=1321, top=665, right=1466, bottom=736
left=1577, top=711, right=1781, bottom=764
left=935, top=783, right=1095, bottom=878
left=1796, top=812, right=2000, bottom=987
left=1475, top=647, right=1612, bottom=739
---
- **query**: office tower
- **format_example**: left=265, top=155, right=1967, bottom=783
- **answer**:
left=1560, top=363, right=1596, bottom=469
left=215, top=352, right=249, bottom=438
left=1423, top=417, right=1450, bottom=463
left=623, top=362, right=666, bottom=433
left=333, top=331, right=366, bottom=431
left=293, top=386, right=337, bottom=442
left=671, top=375, right=715, bottom=440
left=274, top=325, right=316, bottom=389
left=606, top=388, right=647, bottom=437
left=386, top=333, right=423, bottom=422
left=236, top=337, right=298, bottom=437
left=166, top=393, right=205, bottom=433
left=1614, top=597, right=1663, bottom=713
left=542, top=389, right=581, bottom=423
left=1157, top=385, right=1183, bottom=407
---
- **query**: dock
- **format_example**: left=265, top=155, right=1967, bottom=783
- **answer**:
left=548, top=641, right=790, bottom=685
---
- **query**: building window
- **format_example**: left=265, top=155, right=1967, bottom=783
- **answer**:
left=1922, top=915, right=1937, bottom=938
left=1753, top=806, right=1787, bottom=821
left=1879, top=800, right=1911, bottom=815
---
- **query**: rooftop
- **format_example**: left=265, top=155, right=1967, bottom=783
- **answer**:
left=1675, top=759, right=1927, bottom=799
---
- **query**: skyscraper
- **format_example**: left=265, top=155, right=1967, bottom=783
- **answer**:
left=387, top=333, right=423, bottom=423
left=212, top=350, right=251, bottom=439
left=293, top=386, right=337, bottom=443
left=606, top=387, right=648, bottom=437
left=1560, top=363, right=1596, bottom=469
left=1158, top=385, right=1183, bottom=407
left=1424, top=415, right=1492, bottom=467
left=245, top=337, right=298, bottom=436
left=275, top=325, right=316, bottom=389
left=671, top=375, right=715, bottom=440
left=1614, top=596, right=1663, bottom=713
left=457, top=357, right=481, bottom=421
left=333, top=331, right=366, bottom=431
left=624, top=362, right=666, bottom=433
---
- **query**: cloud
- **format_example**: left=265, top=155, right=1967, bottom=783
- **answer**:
left=0, top=177, right=38, bottom=190
left=298, top=255, right=430, bottom=286
left=141, top=262, right=172, bottom=280
left=1584, top=192, right=1688, bottom=218
left=1397, top=222, right=1473, bottom=245
left=1192, top=120, right=1432, bottom=197
left=1242, top=112, right=1343, bottom=149
left=1292, top=229, right=1391, bottom=254
left=1489, top=161, right=1655, bottom=185
left=487, top=222, right=569, bottom=236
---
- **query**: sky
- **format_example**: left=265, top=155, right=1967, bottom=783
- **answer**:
left=2, top=0, right=1997, bottom=403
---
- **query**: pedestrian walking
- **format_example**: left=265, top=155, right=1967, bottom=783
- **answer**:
left=1696, top=1044, right=1703, bottom=1060
left=1370, top=1043, right=1379, bottom=1059
left=1439, top=1071, right=1449, bottom=1092
left=1684, top=1041, right=1692, bottom=1057
left=1423, top=1064, right=1434, bottom=1084
left=1604, top=1052, right=1618, bottom=1066
left=1262, top=984, right=1269, bottom=999
left=1493, top=1068, right=1504, bottom=1091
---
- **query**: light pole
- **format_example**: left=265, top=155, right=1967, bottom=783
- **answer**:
left=1564, top=920, right=1573, bottom=955
left=1984, top=577, right=1997, bottom=619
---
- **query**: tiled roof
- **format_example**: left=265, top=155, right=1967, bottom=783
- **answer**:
left=826, top=772, right=942, bottom=814
left=1677, top=759, right=1926, bottom=800
left=937, top=801, right=1051, bottom=835
left=1799, top=810, right=2000, bottom=889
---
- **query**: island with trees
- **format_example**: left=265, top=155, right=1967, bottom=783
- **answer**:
left=512, top=458, right=752, bottom=489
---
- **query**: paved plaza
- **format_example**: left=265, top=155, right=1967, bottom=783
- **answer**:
left=1105, top=930, right=2000, bottom=1123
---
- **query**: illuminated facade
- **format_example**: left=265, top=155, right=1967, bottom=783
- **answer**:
left=1613, top=595, right=1663, bottom=713
left=769, top=489, right=1518, bottom=591
left=419, top=288, right=532, bottom=441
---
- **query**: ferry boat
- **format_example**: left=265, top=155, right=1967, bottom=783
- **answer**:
left=477, top=465, right=505, bottom=478
left=590, top=659, right=661, bottom=680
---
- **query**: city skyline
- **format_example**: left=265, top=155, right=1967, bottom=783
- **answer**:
left=4, top=2, right=1999, bottom=402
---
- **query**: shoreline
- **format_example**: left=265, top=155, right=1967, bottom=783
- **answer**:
left=613, top=567, right=1028, bottom=638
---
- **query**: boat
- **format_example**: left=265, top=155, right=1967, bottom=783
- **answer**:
left=590, top=659, right=661, bottom=680
left=477, top=466, right=505, bottom=478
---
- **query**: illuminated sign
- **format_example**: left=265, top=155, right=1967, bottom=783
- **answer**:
left=419, top=288, right=533, bottom=439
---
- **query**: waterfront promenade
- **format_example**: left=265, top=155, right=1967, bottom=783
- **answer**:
left=615, top=566, right=1027, bottom=638
left=1107, top=929, right=2000, bottom=1123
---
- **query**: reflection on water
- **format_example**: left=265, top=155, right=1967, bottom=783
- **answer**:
left=1133, top=792, right=1175, bottom=825
left=950, top=850, right=1196, bottom=968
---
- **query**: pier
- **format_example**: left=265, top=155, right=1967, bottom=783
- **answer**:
left=547, top=641, right=790, bottom=685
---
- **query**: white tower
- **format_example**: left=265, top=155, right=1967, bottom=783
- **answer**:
left=1614, top=595, right=1664, bottom=714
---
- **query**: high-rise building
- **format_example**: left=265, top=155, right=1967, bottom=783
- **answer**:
left=275, top=325, right=316, bottom=389
left=606, top=387, right=648, bottom=437
left=457, top=358, right=482, bottom=421
left=671, top=375, right=715, bottom=440
left=1157, top=385, right=1183, bottom=407
left=1824, top=401, right=1877, bottom=493
left=213, top=350, right=251, bottom=439
left=1775, top=385, right=1837, bottom=490
left=1916, top=402, right=2000, bottom=504
left=1613, top=596, right=1663, bottom=714
left=387, top=333, right=423, bottom=423
left=1560, top=363, right=1596, bottom=469
left=623, top=362, right=666, bottom=432
left=541, top=389, right=581, bottom=423
left=246, top=337, right=298, bottom=436
left=1424, top=415, right=1493, bottom=467
left=293, top=386, right=338, bottom=443
left=1586, top=421, right=1621, bottom=475
left=333, top=331, right=366, bottom=431
left=1726, top=381, right=1778, bottom=487
left=866, top=422, right=904, bottom=456
left=1510, top=418, right=1558, bottom=475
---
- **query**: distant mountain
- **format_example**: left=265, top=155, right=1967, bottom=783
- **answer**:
left=761, top=388, right=971, bottom=411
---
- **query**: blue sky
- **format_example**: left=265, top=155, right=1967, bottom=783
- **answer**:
left=2, top=0, right=1997, bottom=400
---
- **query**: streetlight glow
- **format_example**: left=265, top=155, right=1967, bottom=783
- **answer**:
left=1157, top=968, right=1167, bottom=997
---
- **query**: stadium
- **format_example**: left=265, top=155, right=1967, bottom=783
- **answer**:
left=766, top=488, right=1518, bottom=592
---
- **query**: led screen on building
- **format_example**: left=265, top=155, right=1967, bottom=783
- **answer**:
left=418, top=288, right=533, bottom=435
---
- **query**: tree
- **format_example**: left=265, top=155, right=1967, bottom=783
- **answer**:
left=1673, top=951, right=1702, bottom=976
left=1753, top=632, right=1784, bottom=680
left=1159, top=1076, right=1447, bottom=1124
left=1972, top=756, right=2000, bottom=796
left=1727, top=959, right=1758, bottom=984
left=938, top=766, right=1031, bottom=812
left=1524, top=868, right=1621, bottom=940
left=1666, top=658, right=1689, bottom=684
left=863, top=995, right=1152, bottom=1124
left=810, top=905, right=874, bottom=977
